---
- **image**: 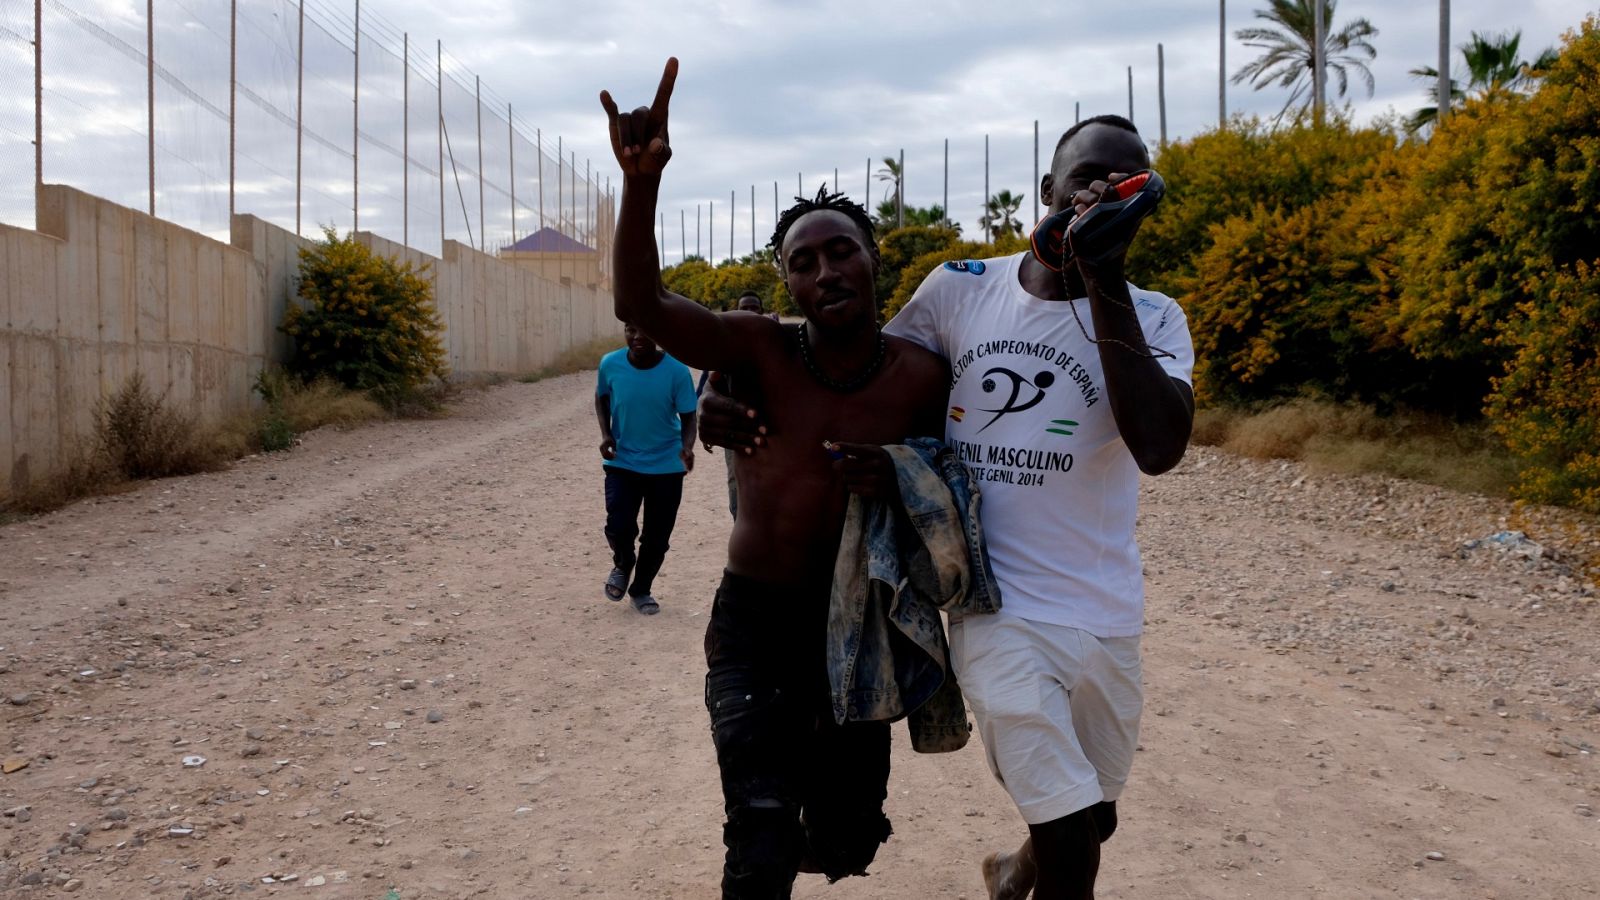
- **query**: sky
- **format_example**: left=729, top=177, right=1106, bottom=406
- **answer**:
left=1, top=0, right=1591, bottom=261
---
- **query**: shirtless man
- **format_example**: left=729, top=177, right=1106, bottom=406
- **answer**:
left=600, top=59, right=950, bottom=897
left=702, top=115, right=1196, bottom=899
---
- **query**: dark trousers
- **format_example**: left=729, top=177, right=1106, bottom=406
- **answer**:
left=704, top=572, right=892, bottom=899
left=603, top=466, right=685, bottom=598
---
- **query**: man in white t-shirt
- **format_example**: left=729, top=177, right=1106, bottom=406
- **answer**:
left=701, top=114, right=1194, bottom=899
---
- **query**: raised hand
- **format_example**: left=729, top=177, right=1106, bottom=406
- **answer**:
left=599, top=58, right=679, bottom=178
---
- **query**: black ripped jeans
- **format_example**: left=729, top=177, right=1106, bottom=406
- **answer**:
left=704, top=571, right=892, bottom=899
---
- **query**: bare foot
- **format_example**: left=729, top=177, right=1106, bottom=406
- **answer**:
left=982, top=847, right=1037, bottom=900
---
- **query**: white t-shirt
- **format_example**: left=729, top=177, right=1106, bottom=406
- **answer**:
left=884, top=252, right=1194, bottom=637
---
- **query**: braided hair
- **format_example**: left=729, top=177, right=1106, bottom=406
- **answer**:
left=769, top=185, right=879, bottom=274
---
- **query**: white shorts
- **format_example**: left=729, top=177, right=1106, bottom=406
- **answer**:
left=949, top=609, right=1143, bottom=825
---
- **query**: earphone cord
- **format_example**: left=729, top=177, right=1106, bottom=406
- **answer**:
left=1061, top=233, right=1177, bottom=361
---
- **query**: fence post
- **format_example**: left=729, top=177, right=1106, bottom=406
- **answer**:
left=436, top=40, right=442, bottom=250
left=402, top=32, right=408, bottom=245
left=353, top=0, right=360, bottom=232
left=147, top=0, right=154, bottom=215
left=536, top=128, right=544, bottom=232
left=475, top=75, right=483, bottom=250
left=34, top=0, right=41, bottom=201
left=296, top=1, right=305, bottom=235
left=508, top=103, right=515, bottom=246
left=229, top=0, right=236, bottom=220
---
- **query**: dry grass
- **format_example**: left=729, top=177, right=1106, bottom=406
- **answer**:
left=3, top=371, right=388, bottom=521
left=517, top=336, right=622, bottom=383
left=1193, top=399, right=1517, bottom=498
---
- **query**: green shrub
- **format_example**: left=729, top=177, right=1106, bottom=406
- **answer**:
left=283, top=230, right=448, bottom=405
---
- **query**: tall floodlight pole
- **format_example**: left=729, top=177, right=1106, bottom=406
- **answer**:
left=1438, top=0, right=1451, bottom=124
left=709, top=199, right=714, bottom=262
left=507, top=105, right=515, bottom=244
left=696, top=204, right=700, bottom=257
left=1158, top=43, right=1168, bottom=148
left=797, top=172, right=802, bottom=197
left=680, top=208, right=686, bottom=262
left=1219, top=0, right=1227, bottom=124
left=983, top=134, right=990, bottom=243
left=729, top=189, right=734, bottom=263
left=896, top=149, right=904, bottom=228
left=1075, top=101, right=1080, bottom=124
left=1313, top=0, right=1326, bottom=126
left=750, top=184, right=755, bottom=256
left=833, top=168, right=838, bottom=194
left=864, top=158, right=869, bottom=209
left=943, top=138, right=949, bottom=228
left=1127, top=66, right=1134, bottom=125
left=773, top=182, right=778, bottom=225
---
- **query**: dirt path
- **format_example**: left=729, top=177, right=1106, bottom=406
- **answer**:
left=1, top=374, right=1596, bottom=899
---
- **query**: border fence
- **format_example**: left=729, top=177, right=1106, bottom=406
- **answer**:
left=0, top=0, right=613, bottom=269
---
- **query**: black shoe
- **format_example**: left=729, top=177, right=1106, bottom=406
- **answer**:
left=604, top=568, right=627, bottom=601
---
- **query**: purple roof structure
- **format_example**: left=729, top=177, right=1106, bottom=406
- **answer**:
left=503, top=228, right=595, bottom=254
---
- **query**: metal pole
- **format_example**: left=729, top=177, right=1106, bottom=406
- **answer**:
left=659, top=211, right=664, bottom=262
left=680, top=208, right=686, bottom=262
left=709, top=199, right=714, bottom=262
left=536, top=128, right=543, bottom=231
left=1127, top=66, right=1134, bottom=125
left=508, top=103, right=515, bottom=245
left=797, top=172, right=801, bottom=197
left=229, top=0, right=236, bottom=221
left=586, top=158, right=592, bottom=246
left=864, top=158, right=869, bottom=211
left=34, top=0, right=42, bottom=202
left=773, top=182, right=777, bottom=224
left=1158, top=43, right=1168, bottom=148
left=1438, top=0, right=1451, bottom=124
left=475, top=75, right=483, bottom=249
left=983, top=134, right=990, bottom=243
left=1313, top=0, right=1325, bottom=126
left=750, top=184, right=755, bottom=256
left=696, top=204, right=700, bottom=257
left=1075, top=101, right=1080, bottom=124
left=557, top=136, right=563, bottom=234
left=570, top=150, right=577, bottom=246
left=402, top=32, right=408, bottom=244
left=296, top=1, right=304, bottom=234
left=729, top=189, right=734, bottom=263
left=833, top=168, right=838, bottom=194
left=1219, top=0, right=1227, bottom=124
left=353, top=0, right=360, bottom=231
left=1030, top=124, right=1036, bottom=224
left=944, top=138, right=949, bottom=227
left=436, top=40, right=442, bottom=247
left=896, top=148, right=904, bottom=228
left=147, top=0, right=154, bottom=216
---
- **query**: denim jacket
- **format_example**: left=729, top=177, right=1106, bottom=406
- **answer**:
left=827, top=437, right=1003, bottom=753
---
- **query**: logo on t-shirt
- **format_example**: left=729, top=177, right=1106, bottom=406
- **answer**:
left=943, top=259, right=987, bottom=275
left=976, top=367, right=1055, bottom=432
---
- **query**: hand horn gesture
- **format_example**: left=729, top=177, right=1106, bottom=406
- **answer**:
left=600, top=57, right=678, bottom=177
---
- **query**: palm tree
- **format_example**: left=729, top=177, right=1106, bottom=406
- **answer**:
left=1408, top=29, right=1559, bottom=132
left=874, top=157, right=902, bottom=206
left=1231, top=0, right=1379, bottom=121
left=980, top=191, right=1024, bottom=240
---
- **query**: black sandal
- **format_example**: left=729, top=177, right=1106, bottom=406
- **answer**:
left=630, top=593, right=660, bottom=615
left=604, top=568, right=627, bottom=601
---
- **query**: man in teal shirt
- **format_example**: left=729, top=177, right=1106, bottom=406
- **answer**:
left=595, top=322, right=698, bottom=615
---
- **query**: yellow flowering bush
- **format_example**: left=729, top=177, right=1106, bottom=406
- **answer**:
left=282, top=231, right=448, bottom=403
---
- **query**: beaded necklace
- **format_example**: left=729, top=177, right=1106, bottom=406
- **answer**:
left=795, top=323, right=888, bottom=393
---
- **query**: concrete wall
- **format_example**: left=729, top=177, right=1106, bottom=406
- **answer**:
left=2, top=185, right=619, bottom=501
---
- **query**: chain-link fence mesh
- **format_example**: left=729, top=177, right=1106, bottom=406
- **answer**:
left=7, top=0, right=611, bottom=260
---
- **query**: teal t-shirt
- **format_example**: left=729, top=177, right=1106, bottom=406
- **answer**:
left=596, top=349, right=697, bottom=475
